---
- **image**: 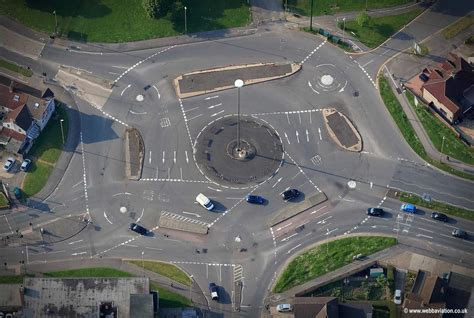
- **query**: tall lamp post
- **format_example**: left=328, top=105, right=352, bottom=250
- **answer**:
left=53, top=10, right=58, bottom=35
left=184, top=6, right=188, bottom=34
left=440, top=136, right=446, bottom=161
left=60, top=119, right=65, bottom=145
left=234, top=79, right=244, bottom=151
left=310, top=0, right=314, bottom=31
left=189, top=274, right=193, bottom=302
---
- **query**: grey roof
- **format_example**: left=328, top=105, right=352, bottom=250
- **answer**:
left=129, top=294, right=154, bottom=318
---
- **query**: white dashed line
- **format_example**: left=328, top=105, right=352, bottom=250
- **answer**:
left=300, top=40, right=327, bottom=65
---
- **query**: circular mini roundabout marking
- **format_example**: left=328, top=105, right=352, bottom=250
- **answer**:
left=310, top=64, right=347, bottom=93
left=194, top=115, right=284, bottom=189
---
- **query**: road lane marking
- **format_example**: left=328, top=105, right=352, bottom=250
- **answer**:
left=281, top=233, right=298, bottom=242
left=152, top=85, right=160, bottom=99
left=362, top=59, right=373, bottom=68
left=272, top=177, right=283, bottom=188
left=211, top=110, right=225, bottom=117
left=136, top=208, right=145, bottom=223
left=187, top=114, right=203, bottom=121
left=120, top=84, right=131, bottom=96
left=68, top=240, right=83, bottom=245
left=275, top=223, right=292, bottom=231
left=71, top=251, right=87, bottom=256
left=182, top=212, right=201, bottom=218
left=325, top=228, right=338, bottom=235
left=284, top=132, right=290, bottom=144
left=185, top=151, right=189, bottom=163
left=103, top=211, right=113, bottom=224
left=173, top=151, right=176, bottom=163
left=72, top=180, right=83, bottom=188
left=149, top=151, right=152, bottom=164
left=311, top=206, right=328, bottom=215
left=287, top=244, right=302, bottom=254
left=306, top=129, right=309, bottom=142
left=183, top=106, right=199, bottom=113
left=318, top=128, right=322, bottom=141
left=416, top=234, right=433, bottom=239
left=3, top=215, right=13, bottom=233
left=208, top=103, right=222, bottom=109
left=145, top=246, right=163, bottom=251
left=207, top=186, right=222, bottom=192
left=205, top=95, right=219, bottom=100
left=296, top=130, right=300, bottom=143
left=417, top=227, right=434, bottom=233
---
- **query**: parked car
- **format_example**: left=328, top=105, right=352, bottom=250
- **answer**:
left=276, top=304, right=293, bottom=312
left=3, top=157, right=15, bottom=171
left=431, top=212, right=448, bottom=222
left=246, top=195, right=265, bottom=204
left=367, top=208, right=384, bottom=216
left=20, top=159, right=31, bottom=172
left=400, top=203, right=416, bottom=213
left=208, top=282, right=219, bottom=300
left=394, top=289, right=402, bottom=305
left=196, top=193, right=214, bottom=211
left=281, top=189, right=300, bottom=201
left=129, top=223, right=147, bottom=235
left=13, top=187, right=22, bottom=200
left=452, top=229, right=467, bottom=239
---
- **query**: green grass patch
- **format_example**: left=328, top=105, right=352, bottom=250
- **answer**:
left=380, top=76, right=474, bottom=181
left=150, top=282, right=192, bottom=308
left=0, top=275, right=25, bottom=284
left=0, top=192, right=9, bottom=207
left=342, top=8, right=423, bottom=48
left=287, top=0, right=411, bottom=16
left=273, top=236, right=397, bottom=293
left=442, top=15, right=474, bottom=39
left=127, top=260, right=191, bottom=287
left=22, top=162, right=53, bottom=197
left=405, top=91, right=474, bottom=165
left=399, top=191, right=474, bottom=221
left=44, top=267, right=133, bottom=278
left=0, top=59, right=33, bottom=77
left=0, top=0, right=250, bottom=43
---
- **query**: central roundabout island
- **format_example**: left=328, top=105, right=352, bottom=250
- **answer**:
left=194, top=115, right=284, bottom=188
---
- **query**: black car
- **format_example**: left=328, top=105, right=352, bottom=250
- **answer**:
left=431, top=212, right=448, bottom=222
left=367, top=208, right=384, bottom=216
left=452, top=229, right=467, bottom=239
left=129, top=223, right=147, bottom=235
left=281, top=189, right=300, bottom=201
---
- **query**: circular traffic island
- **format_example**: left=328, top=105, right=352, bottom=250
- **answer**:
left=194, top=115, right=284, bottom=188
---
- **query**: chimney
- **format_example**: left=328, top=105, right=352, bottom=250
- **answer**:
left=9, top=80, right=14, bottom=93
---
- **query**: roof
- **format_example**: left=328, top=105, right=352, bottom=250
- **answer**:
left=5, top=104, right=33, bottom=131
left=0, top=284, right=22, bottom=310
left=447, top=272, right=474, bottom=292
left=419, top=276, right=447, bottom=304
left=25, top=94, right=49, bottom=121
left=129, top=294, right=154, bottom=318
left=293, top=297, right=339, bottom=318
left=0, top=84, right=28, bottom=111
left=0, top=127, right=26, bottom=142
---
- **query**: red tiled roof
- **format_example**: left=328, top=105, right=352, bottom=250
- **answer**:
left=0, top=85, right=28, bottom=111
left=422, top=68, right=460, bottom=116
left=0, top=127, right=26, bottom=142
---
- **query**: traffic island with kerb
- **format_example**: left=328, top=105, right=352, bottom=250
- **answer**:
left=194, top=115, right=284, bottom=188
left=322, top=108, right=362, bottom=152
left=174, top=62, right=301, bottom=99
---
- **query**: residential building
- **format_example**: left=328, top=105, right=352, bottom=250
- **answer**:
left=0, top=77, right=55, bottom=154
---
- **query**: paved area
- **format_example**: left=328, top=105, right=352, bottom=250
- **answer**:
left=175, top=62, right=300, bottom=98
left=194, top=116, right=283, bottom=187
left=323, top=109, right=362, bottom=152
left=0, top=25, right=45, bottom=60
left=268, top=192, right=327, bottom=227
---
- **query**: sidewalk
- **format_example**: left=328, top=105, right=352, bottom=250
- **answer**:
left=383, top=69, right=474, bottom=175
left=285, top=1, right=426, bottom=53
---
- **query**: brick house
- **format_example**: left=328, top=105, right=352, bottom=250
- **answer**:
left=0, top=79, right=55, bottom=154
left=418, top=53, right=474, bottom=124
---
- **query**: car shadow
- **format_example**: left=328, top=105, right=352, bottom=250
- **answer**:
left=287, top=192, right=305, bottom=203
left=211, top=201, right=227, bottom=213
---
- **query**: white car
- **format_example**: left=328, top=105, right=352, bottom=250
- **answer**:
left=394, top=289, right=402, bottom=305
left=3, top=157, right=15, bottom=171
left=276, top=304, right=293, bottom=312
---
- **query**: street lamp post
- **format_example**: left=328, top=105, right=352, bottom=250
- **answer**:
left=53, top=10, right=58, bottom=35
left=60, top=119, right=65, bottom=145
left=141, top=251, right=145, bottom=276
left=343, top=17, right=346, bottom=34
left=184, top=6, right=187, bottom=34
left=234, top=79, right=244, bottom=151
left=310, top=0, right=314, bottom=31
left=440, top=136, right=446, bottom=161
left=189, top=274, right=193, bottom=302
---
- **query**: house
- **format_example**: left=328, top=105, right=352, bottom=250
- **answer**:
left=0, top=78, right=55, bottom=154
left=403, top=275, right=447, bottom=317
left=417, top=53, right=474, bottom=124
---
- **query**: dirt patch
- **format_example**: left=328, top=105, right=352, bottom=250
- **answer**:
left=323, top=108, right=362, bottom=152
left=124, top=128, right=144, bottom=180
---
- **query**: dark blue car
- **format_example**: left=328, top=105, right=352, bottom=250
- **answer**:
left=246, top=195, right=265, bottom=204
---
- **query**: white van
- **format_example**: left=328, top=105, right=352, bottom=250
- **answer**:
left=196, top=193, right=214, bottom=210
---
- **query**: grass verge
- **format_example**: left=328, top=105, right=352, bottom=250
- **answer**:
left=405, top=91, right=474, bottom=165
left=379, top=76, right=474, bottom=180
left=287, top=0, right=411, bottom=16
left=0, top=192, right=9, bottom=207
left=23, top=105, right=69, bottom=197
left=0, top=275, right=26, bottom=284
left=127, top=260, right=191, bottom=286
left=150, top=282, right=192, bottom=308
left=44, top=267, right=133, bottom=278
left=273, top=236, right=397, bottom=293
left=0, top=59, right=33, bottom=77
left=341, top=8, right=423, bottom=48
left=399, top=191, right=474, bottom=221
left=442, top=15, right=474, bottom=39
left=0, top=0, right=250, bottom=43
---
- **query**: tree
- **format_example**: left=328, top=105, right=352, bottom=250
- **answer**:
left=142, top=0, right=173, bottom=19
left=356, top=11, right=370, bottom=27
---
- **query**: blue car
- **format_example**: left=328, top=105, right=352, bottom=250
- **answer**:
left=400, top=203, right=416, bottom=213
left=246, top=195, right=265, bottom=204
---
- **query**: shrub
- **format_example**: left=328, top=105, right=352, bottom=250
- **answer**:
left=142, top=0, right=173, bottom=19
left=356, top=11, right=370, bottom=27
